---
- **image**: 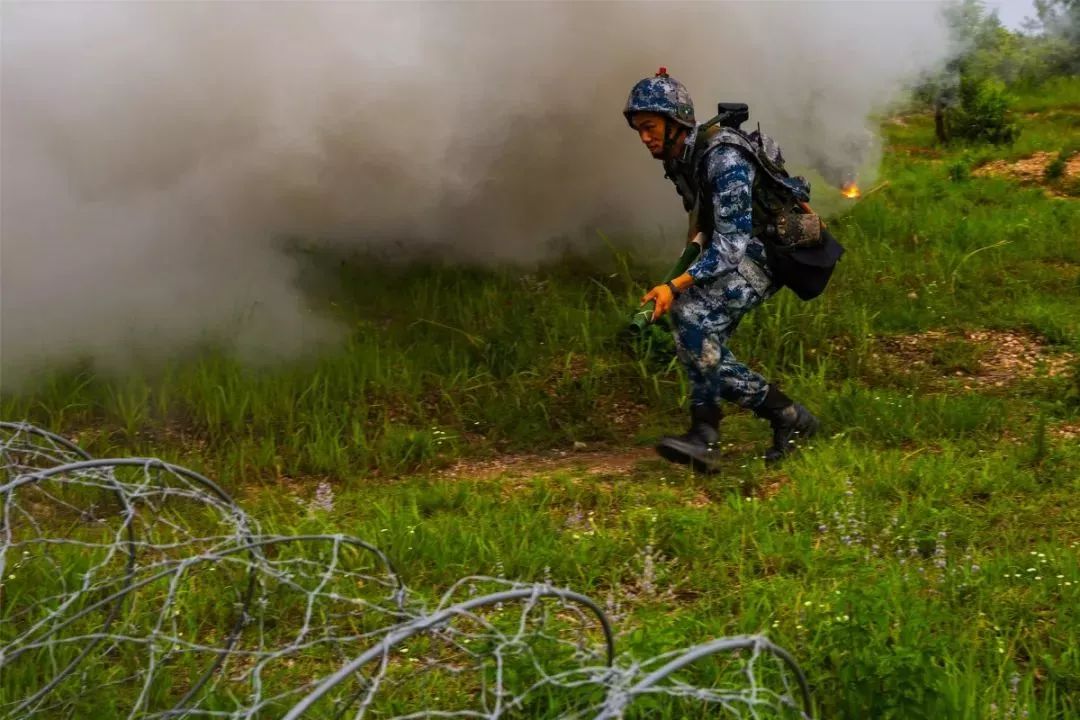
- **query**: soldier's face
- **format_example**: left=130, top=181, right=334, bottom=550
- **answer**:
left=630, top=113, right=670, bottom=159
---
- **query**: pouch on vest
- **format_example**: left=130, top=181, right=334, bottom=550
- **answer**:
left=771, top=209, right=823, bottom=249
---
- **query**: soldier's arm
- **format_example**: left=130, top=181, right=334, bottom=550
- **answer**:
left=685, top=146, right=755, bottom=282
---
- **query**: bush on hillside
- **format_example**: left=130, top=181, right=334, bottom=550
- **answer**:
left=947, top=75, right=1020, bottom=145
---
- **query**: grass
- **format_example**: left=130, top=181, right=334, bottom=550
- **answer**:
left=3, top=82, right=1080, bottom=718
left=1011, top=75, right=1080, bottom=113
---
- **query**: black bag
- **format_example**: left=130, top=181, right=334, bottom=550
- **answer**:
left=766, top=227, right=845, bottom=301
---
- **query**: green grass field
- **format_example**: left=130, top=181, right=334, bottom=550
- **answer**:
left=3, top=78, right=1079, bottom=718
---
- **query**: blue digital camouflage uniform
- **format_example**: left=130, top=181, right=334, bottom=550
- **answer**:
left=671, top=135, right=782, bottom=410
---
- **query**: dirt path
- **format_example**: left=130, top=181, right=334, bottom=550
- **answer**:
left=973, top=151, right=1080, bottom=198
left=438, top=446, right=658, bottom=481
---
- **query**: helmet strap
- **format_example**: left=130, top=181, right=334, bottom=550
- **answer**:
left=661, top=120, right=683, bottom=161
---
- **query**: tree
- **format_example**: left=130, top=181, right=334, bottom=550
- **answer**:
left=1029, top=0, right=1080, bottom=74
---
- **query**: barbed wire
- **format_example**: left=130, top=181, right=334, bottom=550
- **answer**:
left=1, top=421, right=813, bottom=719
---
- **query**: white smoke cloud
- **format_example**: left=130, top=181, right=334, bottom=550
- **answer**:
left=0, top=1, right=950, bottom=383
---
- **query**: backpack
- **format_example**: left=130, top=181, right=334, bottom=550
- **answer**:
left=664, top=103, right=845, bottom=301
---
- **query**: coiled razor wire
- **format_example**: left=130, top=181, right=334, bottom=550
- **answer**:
left=0, top=421, right=813, bottom=719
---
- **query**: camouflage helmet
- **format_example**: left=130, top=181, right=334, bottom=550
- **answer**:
left=623, top=67, right=695, bottom=129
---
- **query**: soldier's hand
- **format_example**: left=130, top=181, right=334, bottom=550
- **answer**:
left=641, top=273, right=694, bottom=322
left=641, top=284, right=675, bottom=322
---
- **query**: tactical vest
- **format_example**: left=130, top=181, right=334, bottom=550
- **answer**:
left=664, top=124, right=820, bottom=249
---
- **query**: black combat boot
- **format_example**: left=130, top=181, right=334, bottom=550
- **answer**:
left=752, top=386, right=819, bottom=464
left=655, top=403, right=723, bottom=472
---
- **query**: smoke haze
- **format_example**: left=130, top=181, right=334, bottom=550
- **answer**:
left=1, top=1, right=950, bottom=382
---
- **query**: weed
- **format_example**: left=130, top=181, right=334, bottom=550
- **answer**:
left=949, top=158, right=972, bottom=182
left=1044, top=154, right=1067, bottom=181
left=1044, top=143, right=1078, bottom=183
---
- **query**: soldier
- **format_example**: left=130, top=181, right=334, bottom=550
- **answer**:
left=625, top=68, right=819, bottom=471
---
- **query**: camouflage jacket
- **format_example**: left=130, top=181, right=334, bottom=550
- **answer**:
left=665, top=130, right=756, bottom=282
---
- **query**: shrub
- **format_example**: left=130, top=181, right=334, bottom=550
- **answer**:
left=948, top=75, right=1020, bottom=145
left=1068, top=359, right=1080, bottom=408
left=1045, top=154, right=1067, bottom=181
left=1045, top=145, right=1078, bottom=182
left=947, top=159, right=971, bottom=182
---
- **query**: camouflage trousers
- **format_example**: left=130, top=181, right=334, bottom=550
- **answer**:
left=670, top=242, right=781, bottom=410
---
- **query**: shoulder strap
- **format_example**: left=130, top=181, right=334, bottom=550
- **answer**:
left=694, top=125, right=811, bottom=206
left=693, top=126, right=790, bottom=186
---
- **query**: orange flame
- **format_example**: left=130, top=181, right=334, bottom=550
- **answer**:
left=841, top=181, right=861, bottom=199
